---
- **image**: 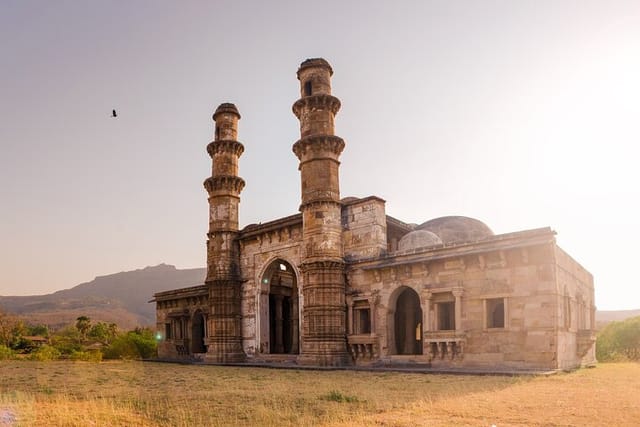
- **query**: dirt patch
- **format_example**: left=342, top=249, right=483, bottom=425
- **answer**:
left=0, top=408, right=16, bottom=426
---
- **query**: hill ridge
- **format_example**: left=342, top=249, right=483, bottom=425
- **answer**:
left=0, top=264, right=206, bottom=330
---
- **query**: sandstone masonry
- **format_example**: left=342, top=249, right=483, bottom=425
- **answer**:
left=153, top=59, right=596, bottom=371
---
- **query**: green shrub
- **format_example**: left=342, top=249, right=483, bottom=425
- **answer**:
left=323, top=390, right=359, bottom=403
left=597, top=316, right=640, bottom=362
left=28, top=344, right=61, bottom=361
left=0, top=344, right=15, bottom=360
left=103, top=328, right=157, bottom=360
left=50, top=326, right=83, bottom=355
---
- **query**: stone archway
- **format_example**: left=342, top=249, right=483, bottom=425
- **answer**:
left=393, top=287, right=423, bottom=355
left=191, top=311, right=206, bottom=354
left=259, top=260, right=299, bottom=354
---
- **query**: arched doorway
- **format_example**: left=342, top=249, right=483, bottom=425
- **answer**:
left=259, top=260, right=299, bottom=354
left=394, top=287, right=423, bottom=355
left=191, top=311, right=206, bottom=354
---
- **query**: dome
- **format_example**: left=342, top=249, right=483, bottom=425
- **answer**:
left=213, top=103, right=241, bottom=120
left=417, top=216, right=493, bottom=244
left=398, top=230, right=443, bottom=251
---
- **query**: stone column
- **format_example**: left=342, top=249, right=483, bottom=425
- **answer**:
left=347, top=298, right=354, bottom=335
left=274, top=295, right=284, bottom=353
left=369, top=298, right=377, bottom=336
left=422, top=290, right=432, bottom=332
left=453, top=289, right=463, bottom=332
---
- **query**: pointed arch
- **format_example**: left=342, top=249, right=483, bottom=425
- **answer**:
left=258, top=259, right=300, bottom=354
left=388, top=286, right=423, bottom=355
left=191, top=310, right=206, bottom=354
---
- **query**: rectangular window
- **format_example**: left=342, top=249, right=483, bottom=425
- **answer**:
left=486, top=298, right=505, bottom=329
left=437, top=302, right=455, bottom=330
left=165, top=323, right=172, bottom=339
left=353, top=301, right=371, bottom=334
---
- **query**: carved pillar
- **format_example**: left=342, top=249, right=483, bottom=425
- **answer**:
left=453, top=289, right=463, bottom=333
left=274, top=295, right=284, bottom=353
left=346, top=298, right=354, bottom=335
left=422, top=290, right=432, bottom=332
left=369, top=296, right=377, bottom=336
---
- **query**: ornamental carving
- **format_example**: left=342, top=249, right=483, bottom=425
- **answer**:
left=300, top=199, right=341, bottom=211
left=292, top=135, right=345, bottom=160
left=292, top=94, right=341, bottom=119
left=299, top=259, right=345, bottom=272
left=206, top=140, right=245, bottom=158
left=204, top=175, right=246, bottom=194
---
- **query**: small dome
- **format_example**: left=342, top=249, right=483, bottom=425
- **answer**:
left=213, top=103, right=241, bottom=120
left=417, top=216, right=493, bottom=244
left=398, top=230, right=443, bottom=251
left=298, top=58, right=333, bottom=76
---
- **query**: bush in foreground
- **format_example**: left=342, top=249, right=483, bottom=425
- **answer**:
left=0, top=344, right=15, bottom=360
left=28, top=345, right=61, bottom=361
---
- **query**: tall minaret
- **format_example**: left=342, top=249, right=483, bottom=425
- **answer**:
left=203, top=103, right=245, bottom=363
left=292, top=58, right=350, bottom=366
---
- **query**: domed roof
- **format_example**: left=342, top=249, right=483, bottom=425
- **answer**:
left=417, top=216, right=493, bottom=244
left=213, top=103, right=240, bottom=120
left=298, top=58, right=333, bottom=76
left=398, top=229, right=443, bottom=252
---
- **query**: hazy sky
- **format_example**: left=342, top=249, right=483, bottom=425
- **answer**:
left=1, top=1, right=639, bottom=310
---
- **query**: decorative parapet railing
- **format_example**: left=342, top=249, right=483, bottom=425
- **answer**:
left=424, top=331, right=466, bottom=361
left=347, top=334, right=378, bottom=362
left=170, top=339, right=190, bottom=356
left=577, top=329, right=596, bottom=357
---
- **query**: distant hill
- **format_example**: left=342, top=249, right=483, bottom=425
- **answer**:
left=3, top=265, right=637, bottom=332
left=0, top=264, right=205, bottom=330
left=596, top=309, right=640, bottom=328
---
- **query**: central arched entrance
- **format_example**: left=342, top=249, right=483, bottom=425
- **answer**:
left=394, top=287, right=423, bottom=355
left=191, top=311, right=206, bottom=354
left=259, top=260, right=299, bottom=354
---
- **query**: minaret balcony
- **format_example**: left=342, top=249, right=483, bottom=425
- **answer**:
left=293, top=135, right=345, bottom=162
left=203, top=175, right=245, bottom=195
left=292, top=94, right=341, bottom=119
left=206, top=140, right=244, bottom=157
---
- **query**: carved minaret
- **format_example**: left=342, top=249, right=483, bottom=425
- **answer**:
left=292, top=58, right=350, bottom=366
left=203, top=103, right=245, bottom=363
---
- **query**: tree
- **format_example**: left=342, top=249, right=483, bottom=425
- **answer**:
left=88, top=322, right=118, bottom=344
left=0, top=309, right=19, bottom=347
left=75, top=316, right=91, bottom=340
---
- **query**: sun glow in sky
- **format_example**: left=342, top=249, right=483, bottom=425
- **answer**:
left=1, top=1, right=639, bottom=310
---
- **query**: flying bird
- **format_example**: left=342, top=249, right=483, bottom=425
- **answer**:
left=111, top=109, right=117, bottom=118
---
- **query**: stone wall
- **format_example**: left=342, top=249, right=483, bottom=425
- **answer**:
left=238, top=217, right=304, bottom=358
left=347, top=229, right=570, bottom=370
left=554, top=245, right=596, bottom=369
left=342, top=196, right=387, bottom=261
left=155, top=285, right=209, bottom=359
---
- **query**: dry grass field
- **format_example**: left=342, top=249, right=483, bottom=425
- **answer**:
left=1, top=361, right=639, bottom=426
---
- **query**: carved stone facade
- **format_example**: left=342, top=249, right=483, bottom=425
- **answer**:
left=154, top=58, right=596, bottom=371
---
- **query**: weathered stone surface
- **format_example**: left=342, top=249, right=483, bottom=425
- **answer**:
left=154, top=59, right=596, bottom=372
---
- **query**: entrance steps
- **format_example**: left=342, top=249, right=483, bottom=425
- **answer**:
left=251, top=354, right=299, bottom=365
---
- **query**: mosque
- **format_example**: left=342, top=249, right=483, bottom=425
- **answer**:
left=153, top=58, right=596, bottom=371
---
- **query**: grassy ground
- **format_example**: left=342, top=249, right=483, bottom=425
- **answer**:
left=0, top=361, right=638, bottom=426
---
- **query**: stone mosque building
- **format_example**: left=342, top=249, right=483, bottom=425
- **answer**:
left=153, top=58, right=596, bottom=371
